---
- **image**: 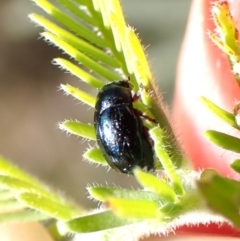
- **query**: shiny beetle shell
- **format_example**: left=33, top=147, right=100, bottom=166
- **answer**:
left=94, top=80, right=154, bottom=174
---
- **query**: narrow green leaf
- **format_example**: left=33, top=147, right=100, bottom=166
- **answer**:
left=88, top=186, right=162, bottom=203
left=108, top=198, right=159, bottom=219
left=59, top=121, right=96, bottom=140
left=32, top=0, right=107, bottom=47
left=0, top=175, right=56, bottom=201
left=91, top=0, right=101, bottom=11
left=0, top=175, right=84, bottom=219
left=83, top=148, right=107, bottom=165
left=17, top=192, right=81, bottom=221
left=54, top=58, right=104, bottom=89
left=0, top=175, right=38, bottom=192
left=126, top=28, right=152, bottom=87
left=107, top=0, right=126, bottom=28
left=201, top=96, right=239, bottom=129
left=147, top=105, right=183, bottom=169
left=41, top=32, right=120, bottom=81
left=61, top=84, right=96, bottom=107
left=85, top=0, right=130, bottom=74
left=149, top=127, right=185, bottom=196
left=0, top=209, right=50, bottom=223
left=134, top=169, right=177, bottom=203
left=0, top=157, right=43, bottom=189
left=97, top=0, right=128, bottom=67
left=159, top=193, right=201, bottom=221
left=205, top=130, right=240, bottom=153
left=96, top=2, right=110, bottom=27
left=30, top=14, right=120, bottom=68
left=60, top=210, right=133, bottom=233
left=231, top=159, right=240, bottom=174
left=57, top=0, right=96, bottom=26
left=106, top=12, right=128, bottom=70
left=198, top=171, right=240, bottom=227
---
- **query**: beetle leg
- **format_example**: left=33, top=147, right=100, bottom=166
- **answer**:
left=134, top=108, right=157, bottom=123
left=132, top=91, right=141, bottom=102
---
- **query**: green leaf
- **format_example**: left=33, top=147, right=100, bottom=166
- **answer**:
left=149, top=127, right=185, bottom=196
left=198, top=170, right=240, bottom=227
left=88, top=186, right=162, bottom=203
left=124, top=28, right=152, bottom=87
left=0, top=157, right=42, bottom=188
left=17, top=192, right=81, bottom=221
left=134, top=169, right=177, bottom=203
left=107, top=198, right=159, bottom=219
left=0, top=157, right=87, bottom=227
left=41, top=32, right=121, bottom=81
left=60, top=210, right=133, bottom=233
left=59, top=121, right=96, bottom=140
left=57, top=0, right=96, bottom=26
left=231, top=159, right=240, bottom=173
left=0, top=175, right=56, bottom=200
left=61, top=84, right=96, bottom=107
left=30, top=13, right=119, bottom=68
left=83, top=148, right=107, bottom=165
left=31, top=0, right=107, bottom=47
left=201, top=96, right=239, bottom=129
left=205, top=130, right=240, bottom=153
left=55, top=58, right=104, bottom=89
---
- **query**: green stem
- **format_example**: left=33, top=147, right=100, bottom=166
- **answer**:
left=149, top=86, right=184, bottom=169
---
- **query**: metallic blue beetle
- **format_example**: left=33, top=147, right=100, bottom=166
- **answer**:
left=94, top=80, right=154, bottom=174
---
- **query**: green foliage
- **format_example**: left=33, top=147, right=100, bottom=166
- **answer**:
left=200, top=1, right=240, bottom=229
left=59, top=120, right=96, bottom=140
left=0, top=156, right=202, bottom=239
left=1, top=0, right=240, bottom=240
left=200, top=97, right=239, bottom=130
left=198, top=170, right=240, bottom=227
left=59, top=210, right=134, bottom=233
left=208, top=1, right=240, bottom=83
left=200, top=97, right=240, bottom=228
left=134, top=168, right=177, bottom=203
left=0, top=157, right=83, bottom=224
left=230, top=159, right=240, bottom=174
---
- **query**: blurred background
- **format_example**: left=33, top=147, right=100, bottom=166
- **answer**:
left=0, top=0, right=190, bottom=207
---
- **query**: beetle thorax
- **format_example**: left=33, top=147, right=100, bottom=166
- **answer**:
left=97, top=87, right=132, bottom=113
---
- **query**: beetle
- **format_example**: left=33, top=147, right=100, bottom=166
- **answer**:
left=94, top=80, right=155, bottom=174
